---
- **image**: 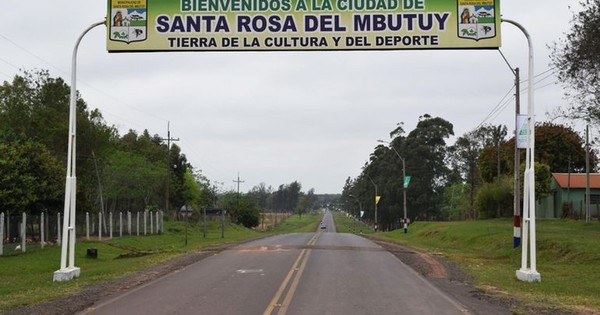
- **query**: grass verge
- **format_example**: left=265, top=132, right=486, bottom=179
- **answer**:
left=0, top=213, right=322, bottom=311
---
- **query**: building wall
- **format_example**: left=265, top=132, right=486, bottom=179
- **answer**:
left=538, top=178, right=600, bottom=218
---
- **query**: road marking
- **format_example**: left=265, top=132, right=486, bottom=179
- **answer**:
left=236, top=269, right=264, bottom=274
left=262, top=233, right=320, bottom=315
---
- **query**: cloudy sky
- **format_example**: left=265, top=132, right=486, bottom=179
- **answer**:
left=0, top=1, right=582, bottom=194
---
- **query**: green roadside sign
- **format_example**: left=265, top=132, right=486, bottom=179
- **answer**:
left=404, top=176, right=411, bottom=189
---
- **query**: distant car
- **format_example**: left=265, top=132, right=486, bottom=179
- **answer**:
left=320, top=222, right=326, bottom=229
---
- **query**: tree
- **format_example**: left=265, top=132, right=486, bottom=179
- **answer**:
left=248, top=182, right=273, bottom=210
left=101, top=150, right=165, bottom=212
left=0, top=138, right=63, bottom=214
left=534, top=122, right=589, bottom=172
left=550, top=0, right=600, bottom=124
left=440, top=182, right=471, bottom=220
left=218, top=192, right=259, bottom=228
left=0, top=70, right=120, bottom=213
left=404, top=114, right=454, bottom=221
left=474, top=175, right=514, bottom=218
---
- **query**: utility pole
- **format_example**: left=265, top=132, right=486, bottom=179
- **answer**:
left=233, top=172, right=245, bottom=212
left=378, top=140, right=409, bottom=234
left=586, top=124, right=591, bottom=223
left=233, top=172, right=245, bottom=197
left=513, top=67, right=521, bottom=248
left=160, top=121, right=179, bottom=218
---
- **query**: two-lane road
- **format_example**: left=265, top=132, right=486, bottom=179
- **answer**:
left=81, top=212, right=470, bottom=315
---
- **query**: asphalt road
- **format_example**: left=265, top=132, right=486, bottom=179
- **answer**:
left=80, top=211, right=469, bottom=315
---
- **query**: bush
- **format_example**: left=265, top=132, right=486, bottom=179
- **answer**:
left=474, top=175, right=514, bottom=218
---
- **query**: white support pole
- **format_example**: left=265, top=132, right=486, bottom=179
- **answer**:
left=54, top=19, right=104, bottom=282
left=21, top=212, right=26, bottom=253
left=503, top=18, right=541, bottom=283
left=41, top=212, right=45, bottom=249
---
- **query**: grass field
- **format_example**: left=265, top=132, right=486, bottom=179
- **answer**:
left=356, top=217, right=600, bottom=314
left=0, top=213, right=322, bottom=311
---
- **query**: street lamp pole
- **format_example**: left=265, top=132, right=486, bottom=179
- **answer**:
left=502, top=18, right=540, bottom=283
left=54, top=19, right=105, bottom=282
left=379, top=140, right=408, bottom=233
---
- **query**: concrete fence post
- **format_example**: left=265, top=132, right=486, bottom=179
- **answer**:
left=127, top=211, right=132, bottom=235
left=150, top=211, right=154, bottom=234
left=1, top=212, right=4, bottom=256
left=57, top=212, right=61, bottom=245
left=119, top=212, right=123, bottom=237
left=109, top=212, right=113, bottom=239
left=156, top=211, right=161, bottom=234
left=136, top=211, right=140, bottom=236
left=144, top=211, right=147, bottom=235
left=41, top=212, right=45, bottom=249
left=86, top=212, right=89, bottom=240
left=99, top=212, right=102, bottom=241
left=21, top=212, right=26, bottom=252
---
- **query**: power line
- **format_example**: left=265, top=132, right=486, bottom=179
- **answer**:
left=0, top=33, right=68, bottom=78
left=477, top=84, right=515, bottom=129
left=477, top=67, right=559, bottom=127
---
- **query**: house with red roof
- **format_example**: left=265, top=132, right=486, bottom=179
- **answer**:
left=538, top=173, right=600, bottom=218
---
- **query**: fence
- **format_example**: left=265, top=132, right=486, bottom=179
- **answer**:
left=0, top=210, right=163, bottom=256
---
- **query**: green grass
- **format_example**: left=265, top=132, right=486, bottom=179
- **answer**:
left=0, top=215, right=321, bottom=311
left=370, top=219, right=600, bottom=313
left=269, top=213, right=322, bottom=233
left=332, top=212, right=374, bottom=234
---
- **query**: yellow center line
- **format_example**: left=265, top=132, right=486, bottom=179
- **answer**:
left=262, top=232, right=321, bottom=315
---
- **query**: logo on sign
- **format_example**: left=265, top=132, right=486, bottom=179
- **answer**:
left=109, top=0, right=147, bottom=44
left=457, top=0, right=497, bottom=41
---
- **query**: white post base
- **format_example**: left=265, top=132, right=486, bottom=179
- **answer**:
left=53, top=266, right=81, bottom=282
left=516, top=269, right=541, bottom=282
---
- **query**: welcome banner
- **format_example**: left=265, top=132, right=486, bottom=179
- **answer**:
left=107, top=0, right=500, bottom=51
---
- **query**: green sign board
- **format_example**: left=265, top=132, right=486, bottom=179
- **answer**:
left=404, top=175, right=411, bottom=189
left=107, top=0, right=500, bottom=51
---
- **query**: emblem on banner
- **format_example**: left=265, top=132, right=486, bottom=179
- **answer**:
left=457, top=0, right=496, bottom=41
left=109, top=0, right=147, bottom=44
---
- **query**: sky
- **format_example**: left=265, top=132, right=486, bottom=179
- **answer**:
left=0, top=1, right=584, bottom=194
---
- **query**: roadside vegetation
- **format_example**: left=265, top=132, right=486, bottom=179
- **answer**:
left=0, top=213, right=322, bottom=311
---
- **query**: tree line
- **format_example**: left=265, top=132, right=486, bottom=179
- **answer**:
left=341, top=115, right=595, bottom=231
left=0, top=70, right=329, bottom=229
